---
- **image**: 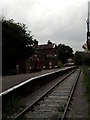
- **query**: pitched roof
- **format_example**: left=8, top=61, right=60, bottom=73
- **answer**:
left=37, top=44, right=55, bottom=50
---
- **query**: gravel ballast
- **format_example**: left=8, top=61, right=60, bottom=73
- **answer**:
left=66, top=70, right=88, bottom=119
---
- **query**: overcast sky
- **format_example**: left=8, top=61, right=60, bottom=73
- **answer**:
left=1, top=0, right=88, bottom=52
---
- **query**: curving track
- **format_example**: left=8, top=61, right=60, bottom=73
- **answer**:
left=14, top=68, right=81, bottom=120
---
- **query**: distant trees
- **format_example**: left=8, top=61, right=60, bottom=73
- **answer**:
left=57, top=44, right=73, bottom=64
left=74, top=51, right=90, bottom=65
left=74, top=51, right=85, bottom=65
left=2, top=19, right=34, bottom=74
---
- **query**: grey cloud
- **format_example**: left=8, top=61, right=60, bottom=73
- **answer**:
left=1, top=0, right=87, bottom=52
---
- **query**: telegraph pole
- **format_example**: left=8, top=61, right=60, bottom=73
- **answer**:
left=82, top=1, right=90, bottom=53
left=87, top=1, right=90, bottom=50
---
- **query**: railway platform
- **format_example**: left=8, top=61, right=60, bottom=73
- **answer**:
left=2, top=68, right=63, bottom=92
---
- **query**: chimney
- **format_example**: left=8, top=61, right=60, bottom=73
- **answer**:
left=34, top=39, right=38, bottom=48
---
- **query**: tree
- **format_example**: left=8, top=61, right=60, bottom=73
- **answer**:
left=57, top=44, right=73, bottom=64
left=2, top=19, right=34, bottom=74
left=74, top=51, right=89, bottom=65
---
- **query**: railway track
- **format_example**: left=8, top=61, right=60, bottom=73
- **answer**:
left=14, top=68, right=81, bottom=120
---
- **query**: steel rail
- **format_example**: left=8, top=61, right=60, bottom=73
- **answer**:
left=61, top=68, right=81, bottom=120
left=14, top=68, right=77, bottom=120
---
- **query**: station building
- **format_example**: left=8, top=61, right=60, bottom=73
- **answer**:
left=23, top=40, right=58, bottom=73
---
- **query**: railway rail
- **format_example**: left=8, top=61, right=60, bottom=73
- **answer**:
left=13, top=67, right=81, bottom=120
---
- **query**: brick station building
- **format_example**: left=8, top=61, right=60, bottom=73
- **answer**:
left=35, top=43, right=57, bottom=69
left=25, top=41, right=58, bottom=73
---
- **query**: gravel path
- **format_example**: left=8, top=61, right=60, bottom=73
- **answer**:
left=66, top=70, right=88, bottom=119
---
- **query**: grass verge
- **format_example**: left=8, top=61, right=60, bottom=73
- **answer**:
left=83, top=66, right=90, bottom=119
left=2, top=95, right=25, bottom=120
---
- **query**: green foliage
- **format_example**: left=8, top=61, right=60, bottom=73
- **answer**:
left=57, top=44, right=73, bottom=64
left=2, top=95, right=25, bottom=120
left=57, top=64, right=64, bottom=68
left=57, top=105, right=64, bottom=112
left=74, top=51, right=90, bottom=65
left=2, top=18, right=34, bottom=74
left=83, top=66, right=90, bottom=95
left=83, top=66, right=90, bottom=119
left=74, top=51, right=86, bottom=65
left=57, top=60, right=64, bottom=68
